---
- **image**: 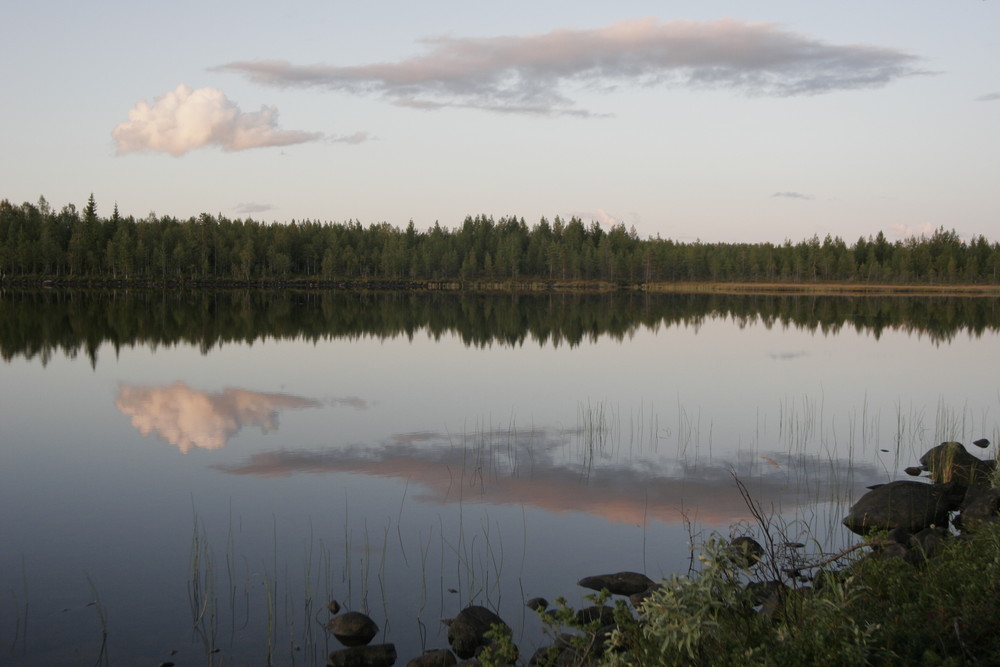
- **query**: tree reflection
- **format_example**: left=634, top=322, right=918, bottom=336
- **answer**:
left=2, top=289, right=998, bottom=367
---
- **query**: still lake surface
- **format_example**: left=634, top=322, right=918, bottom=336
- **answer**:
left=1, top=290, right=998, bottom=665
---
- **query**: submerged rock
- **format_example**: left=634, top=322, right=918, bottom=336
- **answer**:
left=577, top=571, right=654, bottom=596
left=328, top=611, right=379, bottom=647
left=328, top=643, right=397, bottom=667
left=406, top=648, right=456, bottom=667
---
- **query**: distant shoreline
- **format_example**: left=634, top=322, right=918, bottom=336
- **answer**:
left=4, top=277, right=1000, bottom=297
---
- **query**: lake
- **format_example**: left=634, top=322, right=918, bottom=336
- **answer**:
left=1, top=289, right=997, bottom=665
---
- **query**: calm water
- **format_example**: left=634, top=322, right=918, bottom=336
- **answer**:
left=1, top=290, right=998, bottom=665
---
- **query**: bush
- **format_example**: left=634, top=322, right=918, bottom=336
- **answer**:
left=598, top=522, right=1000, bottom=666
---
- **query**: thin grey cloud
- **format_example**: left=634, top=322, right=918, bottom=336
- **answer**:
left=213, top=18, right=926, bottom=116
left=329, top=131, right=375, bottom=144
left=768, top=350, right=808, bottom=360
left=975, top=92, right=1000, bottom=102
left=772, top=191, right=814, bottom=200
left=235, top=202, right=274, bottom=214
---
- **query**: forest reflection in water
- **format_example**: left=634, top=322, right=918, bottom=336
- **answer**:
left=2, top=288, right=999, bottom=366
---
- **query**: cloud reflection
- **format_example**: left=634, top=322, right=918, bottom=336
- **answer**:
left=213, top=427, right=886, bottom=526
left=116, top=382, right=325, bottom=453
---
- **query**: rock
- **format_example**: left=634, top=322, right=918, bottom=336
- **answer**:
left=329, top=599, right=342, bottom=614
left=407, top=648, right=456, bottom=667
left=328, top=611, right=379, bottom=647
left=904, top=466, right=925, bottom=477
left=957, top=483, right=1000, bottom=532
left=745, top=580, right=785, bottom=607
left=628, top=583, right=661, bottom=609
left=328, top=643, right=397, bottom=667
left=728, top=536, right=764, bottom=568
left=445, top=605, right=511, bottom=660
left=574, top=605, right=616, bottom=626
left=973, top=439, right=991, bottom=449
left=577, top=571, right=654, bottom=596
left=919, top=442, right=990, bottom=489
left=842, top=480, right=962, bottom=535
left=907, top=526, right=949, bottom=563
left=525, top=597, right=548, bottom=612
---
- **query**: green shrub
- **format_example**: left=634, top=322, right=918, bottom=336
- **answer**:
left=600, top=522, right=1000, bottom=666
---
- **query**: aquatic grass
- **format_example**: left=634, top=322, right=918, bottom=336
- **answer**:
left=7, top=557, right=29, bottom=658
left=85, top=575, right=109, bottom=667
left=188, top=510, right=219, bottom=657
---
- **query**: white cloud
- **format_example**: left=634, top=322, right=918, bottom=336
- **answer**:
left=115, top=382, right=322, bottom=453
left=975, top=92, right=1000, bottom=102
left=113, top=84, right=324, bottom=156
left=771, top=191, right=813, bottom=200
left=214, top=18, right=926, bottom=116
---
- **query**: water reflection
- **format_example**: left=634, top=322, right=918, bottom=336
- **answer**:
left=115, top=382, right=324, bottom=452
left=212, top=427, right=886, bottom=526
left=3, top=289, right=999, bottom=366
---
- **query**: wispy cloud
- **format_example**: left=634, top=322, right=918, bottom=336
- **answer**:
left=975, top=92, right=1000, bottom=102
left=213, top=18, right=926, bottom=116
left=212, top=428, right=887, bottom=526
left=234, top=202, right=274, bottom=214
left=329, top=131, right=374, bottom=144
left=890, top=223, right=935, bottom=238
left=572, top=208, right=624, bottom=227
left=772, top=191, right=813, bottom=200
left=113, top=84, right=324, bottom=156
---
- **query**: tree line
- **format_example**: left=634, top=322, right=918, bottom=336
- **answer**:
left=2, top=195, right=999, bottom=285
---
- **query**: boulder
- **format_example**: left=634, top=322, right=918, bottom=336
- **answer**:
left=957, top=483, right=1000, bottom=532
left=577, top=571, right=654, bottom=596
left=574, top=605, right=616, bottom=626
left=444, top=605, right=511, bottom=660
left=728, top=536, right=764, bottom=569
left=919, top=442, right=991, bottom=489
left=842, top=480, right=962, bottom=535
left=328, top=611, right=379, bottom=647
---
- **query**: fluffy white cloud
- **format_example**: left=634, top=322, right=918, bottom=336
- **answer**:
left=113, top=84, right=323, bottom=156
left=214, top=18, right=926, bottom=116
left=115, top=382, right=322, bottom=453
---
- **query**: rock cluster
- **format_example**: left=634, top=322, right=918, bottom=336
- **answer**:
left=842, top=439, right=997, bottom=562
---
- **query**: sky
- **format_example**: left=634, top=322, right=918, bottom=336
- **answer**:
left=2, top=0, right=998, bottom=243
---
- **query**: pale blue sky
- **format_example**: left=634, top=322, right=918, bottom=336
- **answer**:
left=2, top=0, right=997, bottom=242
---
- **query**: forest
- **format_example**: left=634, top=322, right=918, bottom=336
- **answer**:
left=2, top=195, right=998, bottom=285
